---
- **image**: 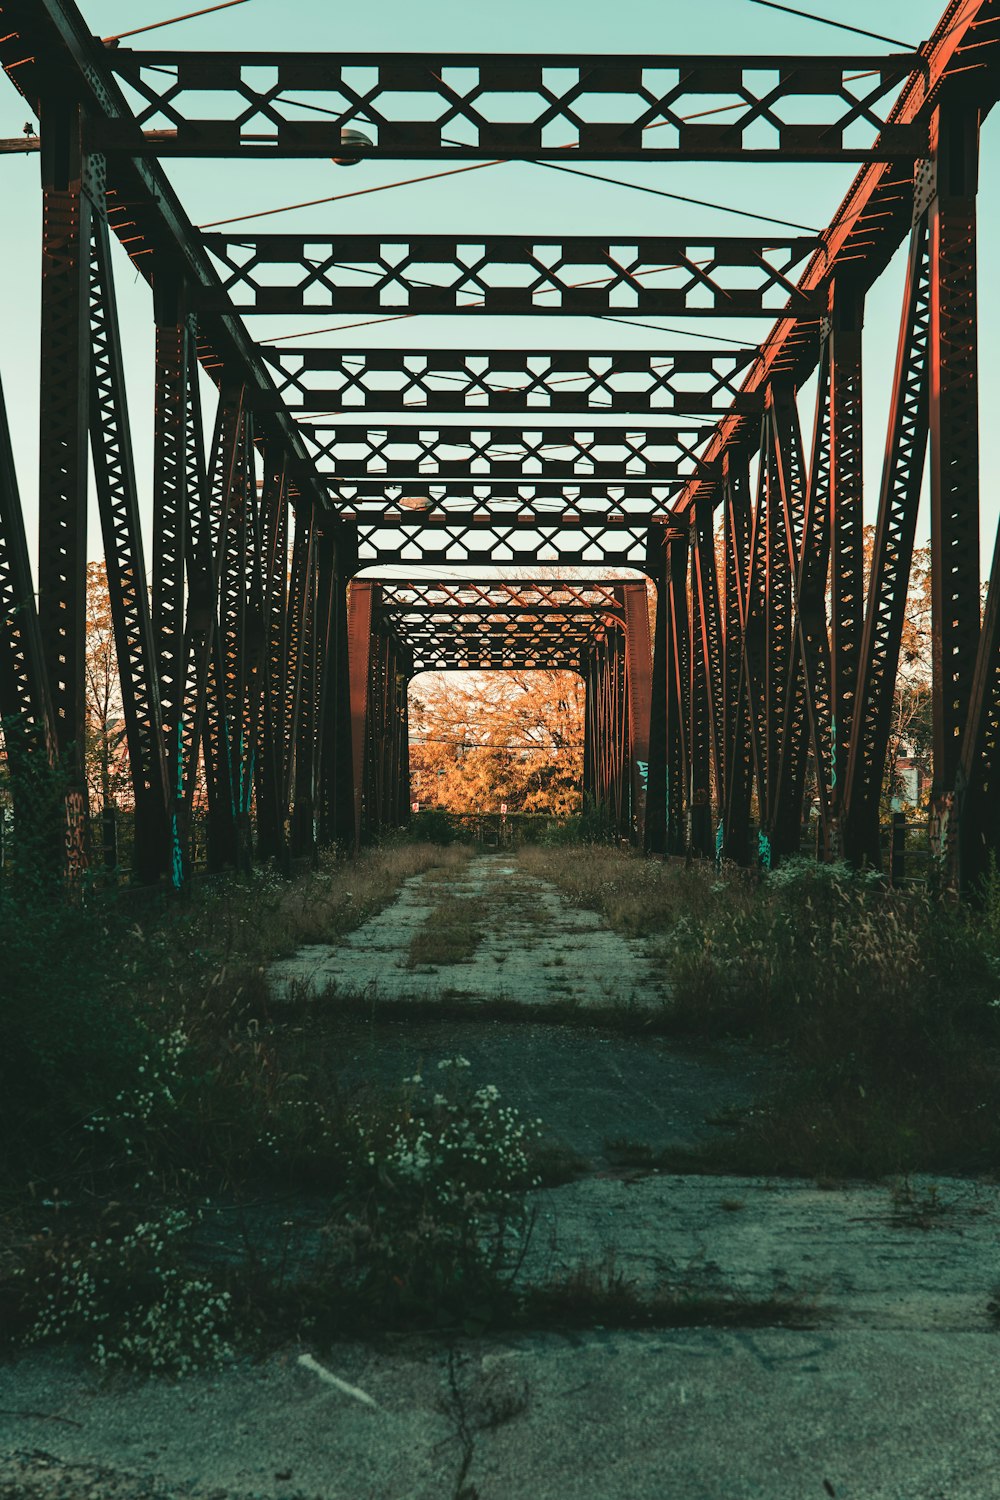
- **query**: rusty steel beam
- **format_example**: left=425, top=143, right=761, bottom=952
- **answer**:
left=260, top=347, right=761, bottom=418
left=97, top=50, right=923, bottom=162
left=674, top=0, right=1000, bottom=517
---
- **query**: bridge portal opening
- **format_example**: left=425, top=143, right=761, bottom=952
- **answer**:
left=408, top=669, right=585, bottom=820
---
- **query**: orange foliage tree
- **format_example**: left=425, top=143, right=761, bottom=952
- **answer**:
left=408, top=669, right=585, bottom=815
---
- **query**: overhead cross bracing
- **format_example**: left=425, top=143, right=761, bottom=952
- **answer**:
left=350, top=578, right=652, bottom=842
left=0, top=0, right=999, bottom=889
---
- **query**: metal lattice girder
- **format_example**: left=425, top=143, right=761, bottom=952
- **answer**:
left=958, top=512, right=1000, bottom=888
left=780, top=323, right=835, bottom=836
left=255, top=453, right=290, bottom=863
left=201, top=235, right=823, bottom=319
left=0, top=3, right=330, bottom=517
left=761, top=383, right=801, bottom=853
left=0, top=370, right=54, bottom=766
left=185, top=387, right=245, bottom=871
left=152, top=283, right=194, bottom=883
left=258, top=347, right=762, bottom=417
left=674, top=2, right=1000, bottom=518
left=88, top=208, right=171, bottom=882
left=299, top=423, right=711, bottom=483
left=37, top=98, right=93, bottom=876
left=689, top=490, right=722, bottom=852
left=665, top=526, right=690, bottom=853
left=843, top=214, right=931, bottom=867
left=356, top=520, right=653, bottom=570
left=928, top=103, right=981, bottom=804
left=326, top=482, right=688, bottom=525
left=767, top=379, right=809, bottom=856
left=377, top=579, right=629, bottom=673
left=721, top=454, right=753, bottom=864
left=100, top=50, right=924, bottom=161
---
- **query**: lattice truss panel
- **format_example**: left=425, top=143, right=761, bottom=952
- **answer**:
left=3, top=0, right=1000, bottom=880
left=202, top=235, right=823, bottom=317
left=374, top=578, right=629, bottom=672
left=102, top=51, right=922, bottom=160
left=259, top=348, right=761, bottom=416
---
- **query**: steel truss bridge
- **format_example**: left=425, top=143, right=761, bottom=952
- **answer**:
left=0, top=0, right=999, bottom=887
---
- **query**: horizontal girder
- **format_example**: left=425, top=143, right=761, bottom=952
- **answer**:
left=201, top=235, right=823, bottom=318
left=299, top=423, right=710, bottom=481
left=373, top=577, right=638, bottom=674
left=356, top=521, right=654, bottom=569
left=100, top=50, right=924, bottom=161
left=327, top=485, right=686, bottom=524
left=376, top=579, right=628, bottom=613
left=258, top=347, right=762, bottom=416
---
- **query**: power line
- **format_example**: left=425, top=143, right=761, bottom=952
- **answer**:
left=532, top=160, right=819, bottom=234
left=744, top=0, right=916, bottom=50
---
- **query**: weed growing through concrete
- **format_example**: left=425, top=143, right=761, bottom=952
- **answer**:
left=16, top=1209, right=233, bottom=1375
left=406, top=894, right=486, bottom=969
left=319, top=1058, right=544, bottom=1329
left=525, top=846, right=1000, bottom=1176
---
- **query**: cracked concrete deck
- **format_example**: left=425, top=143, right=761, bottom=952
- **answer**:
left=4, top=851, right=1000, bottom=1499
left=270, top=854, right=670, bottom=1010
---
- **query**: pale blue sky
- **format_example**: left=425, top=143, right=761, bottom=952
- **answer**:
left=1, top=0, right=997, bottom=579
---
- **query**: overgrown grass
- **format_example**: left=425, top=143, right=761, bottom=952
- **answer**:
left=406, top=893, right=486, bottom=969
left=0, top=839, right=472, bottom=1190
left=522, top=846, right=1000, bottom=1177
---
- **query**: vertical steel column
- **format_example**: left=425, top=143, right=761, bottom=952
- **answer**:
left=843, top=213, right=931, bottom=867
left=311, top=520, right=337, bottom=845
left=88, top=211, right=169, bottom=883
left=741, top=420, right=771, bottom=862
left=827, top=276, right=865, bottom=830
left=37, top=99, right=92, bottom=879
left=665, top=523, right=689, bottom=854
left=347, top=577, right=374, bottom=847
left=196, top=390, right=244, bottom=871
left=722, top=454, right=752, bottom=864
left=764, top=381, right=801, bottom=861
left=622, top=581, right=652, bottom=846
left=957, top=509, right=1000, bottom=891
left=289, top=509, right=319, bottom=859
left=0, top=369, right=56, bottom=862
left=643, top=547, right=667, bottom=854
left=928, top=103, right=981, bottom=878
left=153, top=278, right=195, bottom=886
left=323, top=534, right=358, bottom=849
left=255, top=453, right=289, bottom=864
left=783, top=326, right=834, bottom=852
left=689, top=490, right=721, bottom=855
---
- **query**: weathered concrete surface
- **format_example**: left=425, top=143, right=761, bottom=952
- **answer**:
left=270, top=856, right=669, bottom=1011
left=526, top=1173, right=1000, bottom=1330
left=6, top=854, right=1000, bottom=1498
left=281, top=1014, right=778, bottom=1165
left=4, top=1325, right=1000, bottom=1500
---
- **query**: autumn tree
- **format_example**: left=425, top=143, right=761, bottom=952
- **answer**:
left=409, top=669, right=585, bottom=816
left=84, top=561, right=131, bottom=813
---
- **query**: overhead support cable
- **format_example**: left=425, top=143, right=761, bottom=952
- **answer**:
left=744, top=0, right=917, bottom=50
left=102, top=0, right=250, bottom=44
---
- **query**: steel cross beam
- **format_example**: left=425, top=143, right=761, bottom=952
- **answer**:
left=355, top=521, right=655, bottom=570
left=377, top=579, right=629, bottom=674
left=354, top=577, right=651, bottom=841
left=259, top=348, right=762, bottom=418
left=99, top=50, right=923, bottom=162
left=325, top=484, right=688, bottom=525
left=674, top=0, right=1000, bottom=514
left=0, top=0, right=330, bottom=514
left=298, top=423, right=711, bottom=483
left=201, top=234, right=822, bottom=319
